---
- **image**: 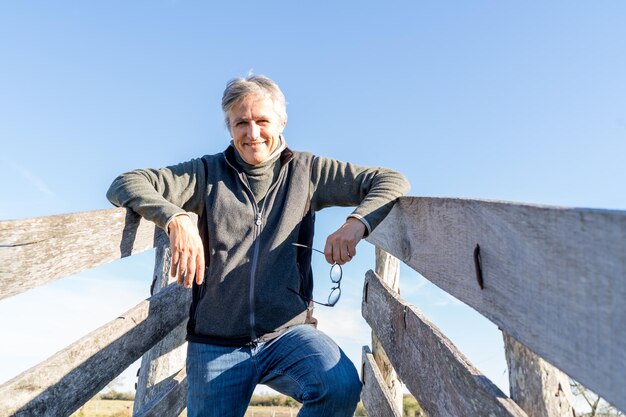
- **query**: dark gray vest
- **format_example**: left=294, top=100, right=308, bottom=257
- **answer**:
left=187, top=147, right=316, bottom=346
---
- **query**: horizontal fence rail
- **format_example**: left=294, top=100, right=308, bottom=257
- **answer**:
left=0, top=208, right=166, bottom=301
left=0, top=282, right=190, bottom=416
left=367, top=197, right=626, bottom=413
left=363, top=270, right=528, bottom=417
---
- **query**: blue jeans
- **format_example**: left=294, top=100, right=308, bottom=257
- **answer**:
left=186, top=324, right=362, bottom=417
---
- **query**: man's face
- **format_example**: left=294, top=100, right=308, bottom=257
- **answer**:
left=228, top=94, right=285, bottom=165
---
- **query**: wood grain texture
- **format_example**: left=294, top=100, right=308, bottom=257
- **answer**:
left=0, top=207, right=167, bottom=301
left=134, top=368, right=187, bottom=417
left=361, top=346, right=402, bottom=417
left=0, top=283, right=191, bottom=417
left=503, top=333, right=575, bottom=417
left=134, top=241, right=188, bottom=414
left=362, top=270, right=528, bottom=417
left=375, top=247, right=401, bottom=291
left=367, top=197, right=626, bottom=413
left=372, top=248, right=403, bottom=413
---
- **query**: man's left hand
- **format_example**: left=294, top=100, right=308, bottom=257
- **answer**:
left=324, top=217, right=366, bottom=265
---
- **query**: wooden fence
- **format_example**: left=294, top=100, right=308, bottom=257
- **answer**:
left=0, top=196, right=624, bottom=416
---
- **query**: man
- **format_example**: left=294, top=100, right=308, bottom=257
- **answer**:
left=107, top=75, right=409, bottom=417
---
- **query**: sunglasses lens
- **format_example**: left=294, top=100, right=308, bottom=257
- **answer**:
left=330, top=264, right=342, bottom=283
left=328, top=287, right=341, bottom=306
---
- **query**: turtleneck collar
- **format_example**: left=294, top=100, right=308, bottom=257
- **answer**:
left=231, top=135, right=287, bottom=175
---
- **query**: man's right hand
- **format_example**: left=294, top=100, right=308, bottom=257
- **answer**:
left=168, top=214, right=205, bottom=288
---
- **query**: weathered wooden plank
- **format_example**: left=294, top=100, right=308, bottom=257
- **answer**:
left=0, top=283, right=191, bottom=417
left=134, top=367, right=187, bottom=417
left=135, top=240, right=188, bottom=413
left=362, top=270, right=528, bottom=417
left=361, top=346, right=402, bottom=417
left=372, top=248, right=403, bottom=413
left=367, top=197, right=626, bottom=412
left=503, top=333, right=575, bottom=417
left=0, top=207, right=166, bottom=301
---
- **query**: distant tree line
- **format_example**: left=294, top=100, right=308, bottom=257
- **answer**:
left=249, top=393, right=423, bottom=416
left=96, top=389, right=426, bottom=416
left=403, top=394, right=424, bottom=417
left=249, top=394, right=300, bottom=407
left=100, top=391, right=134, bottom=401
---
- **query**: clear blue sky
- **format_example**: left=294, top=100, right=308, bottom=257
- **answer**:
left=1, top=1, right=625, bottom=400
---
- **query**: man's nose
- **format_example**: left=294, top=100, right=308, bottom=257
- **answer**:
left=247, top=123, right=260, bottom=139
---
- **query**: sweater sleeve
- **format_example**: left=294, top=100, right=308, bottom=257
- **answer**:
left=106, top=158, right=207, bottom=231
left=310, top=156, right=410, bottom=235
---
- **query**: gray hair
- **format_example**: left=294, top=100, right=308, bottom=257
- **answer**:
left=221, top=75, right=287, bottom=128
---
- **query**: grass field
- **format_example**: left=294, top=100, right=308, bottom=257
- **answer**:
left=69, top=399, right=301, bottom=417
left=70, top=399, right=133, bottom=417
left=178, top=405, right=301, bottom=417
left=244, top=406, right=300, bottom=416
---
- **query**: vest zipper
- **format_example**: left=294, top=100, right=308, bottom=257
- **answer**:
left=235, top=174, right=260, bottom=342
left=224, top=151, right=290, bottom=343
left=247, top=178, right=282, bottom=341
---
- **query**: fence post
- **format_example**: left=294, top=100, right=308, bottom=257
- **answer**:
left=503, top=332, right=575, bottom=417
left=134, top=231, right=188, bottom=414
left=372, top=247, right=404, bottom=413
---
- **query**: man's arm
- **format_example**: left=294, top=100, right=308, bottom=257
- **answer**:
left=106, top=159, right=206, bottom=229
left=106, top=158, right=207, bottom=287
left=310, top=157, right=410, bottom=265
